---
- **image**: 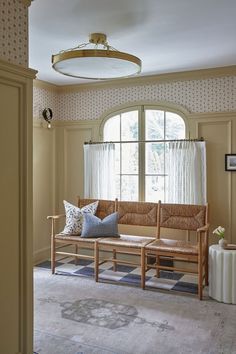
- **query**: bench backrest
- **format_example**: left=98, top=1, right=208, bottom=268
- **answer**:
left=78, top=198, right=159, bottom=227
left=78, top=198, right=118, bottom=220
left=159, top=202, right=208, bottom=232
left=118, top=201, right=159, bottom=227
left=78, top=198, right=208, bottom=237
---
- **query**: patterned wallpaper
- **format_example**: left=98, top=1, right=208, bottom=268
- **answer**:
left=33, top=76, right=236, bottom=121
left=0, top=0, right=28, bottom=67
left=33, top=87, right=59, bottom=120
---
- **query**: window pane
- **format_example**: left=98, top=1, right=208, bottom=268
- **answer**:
left=121, top=111, right=138, bottom=141
left=115, top=174, right=121, bottom=200
left=166, top=112, right=185, bottom=139
left=145, top=110, right=164, bottom=140
left=114, top=143, right=120, bottom=174
left=145, top=176, right=165, bottom=202
left=121, top=143, right=138, bottom=174
left=121, top=175, right=138, bottom=201
left=146, top=143, right=164, bottom=174
left=104, top=115, right=120, bottom=141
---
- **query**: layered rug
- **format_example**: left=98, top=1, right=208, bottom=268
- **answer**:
left=35, top=257, right=199, bottom=295
left=34, top=261, right=236, bottom=354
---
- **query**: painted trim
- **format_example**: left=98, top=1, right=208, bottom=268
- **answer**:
left=63, top=125, right=96, bottom=197
left=33, top=79, right=60, bottom=92
left=196, top=118, right=232, bottom=241
left=189, top=111, right=236, bottom=120
left=53, top=119, right=103, bottom=127
left=37, top=111, right=236, bottom=127
left=21, top=0, right=31, bottom=7
left=55, top=65, right=236, bottom=93
left=0, top=61, right=35, bottom=354
left=33, top=246, right=51, bottom=265
left=34, top=65, right=236, bottom=93
left=0, top=58, right=37, bottom=79
left=99, top=101, right=190, bottom=140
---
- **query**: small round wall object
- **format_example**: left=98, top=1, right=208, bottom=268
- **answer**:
left=42, top=108, right=53, bottom=128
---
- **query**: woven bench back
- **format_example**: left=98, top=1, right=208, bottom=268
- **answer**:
left=160, top=203, right=208, bottom=231
left=118, top=201, right=158, bottom=227
left=78, top=198, right=117, bottom=220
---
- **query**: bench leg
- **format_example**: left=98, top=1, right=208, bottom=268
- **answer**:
left=75, top=244, right=79, bottom=265
left=113, top=248, right=117, bottom=272
left=198, top=250, right=203, bottom=300
left=141, top=247, right=145, bottom=289
left=156, top=255, right=160, bottom=278
left=205, top=238, right=209, bottom=286
left=51, top=236, right=56, bottom=274
left=94, top=241, right=99, bottom=282
left=205, top=256, right=209, bottom=286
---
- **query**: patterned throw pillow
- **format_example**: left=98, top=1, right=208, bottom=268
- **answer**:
left=61, top=200, right=99, bottom=235
left=81, top=212, right=119, bottom=238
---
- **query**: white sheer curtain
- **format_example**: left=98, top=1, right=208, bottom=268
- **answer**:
left=167, top=141, right=206, bottom=204
left=83, top=143, right=116, bottom=199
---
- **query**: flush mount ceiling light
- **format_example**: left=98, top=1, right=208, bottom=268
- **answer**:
left=52, top=33, right=142, bottom=80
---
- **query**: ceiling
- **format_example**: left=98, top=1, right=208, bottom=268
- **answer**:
left=29, top=0, right=236, bottom=86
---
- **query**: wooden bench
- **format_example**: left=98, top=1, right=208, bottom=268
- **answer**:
left=144, top=201, right=209, bottom=300
left=94, top=200, right=159, bottom=287
left=47, top=198, right=118, bottom=274
left=47, top=198, right=209, bottom=299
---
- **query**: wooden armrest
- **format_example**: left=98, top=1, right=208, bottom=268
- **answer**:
left=197, top=223, right=210, bottom=233
left=47, top=214, right=65, bottom=220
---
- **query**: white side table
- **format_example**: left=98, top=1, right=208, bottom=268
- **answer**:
left=209, top=244, right=236, bottom=304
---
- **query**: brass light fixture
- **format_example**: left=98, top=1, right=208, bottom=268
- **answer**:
left=52, top=33, right=142, bottom=80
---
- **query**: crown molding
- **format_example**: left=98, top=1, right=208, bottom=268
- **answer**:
left=21, top=0, right=32, bottom=6
left=34, top=65, right=236, bottom=94
left=189, top=111, right=236, bottom=120
left=56, top=65, right=236, bottom=93
left=33, top=79, right=60, bottom=92
left=0, top=58, right=37, bottom=79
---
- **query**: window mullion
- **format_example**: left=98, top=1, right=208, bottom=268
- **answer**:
left=164, top=111, right=166, bottom=202
left=119, top=114, right=122, bottom=200
left=139, top=106, right=145, bottom=201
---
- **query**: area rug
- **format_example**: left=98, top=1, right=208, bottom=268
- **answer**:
left=34, top=266, right=236, bottom=354
left=35, top=257, right=198, bottom=295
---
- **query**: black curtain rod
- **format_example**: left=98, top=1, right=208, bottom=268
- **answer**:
left=84, top=137, right=204, bottom=145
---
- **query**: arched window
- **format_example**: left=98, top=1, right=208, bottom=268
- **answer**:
left=103, top=105, right=186, bottom=202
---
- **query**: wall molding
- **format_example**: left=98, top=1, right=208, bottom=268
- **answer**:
left=33, top=246, right=51, bottom=265
left=196, top=118, right=233, bottom=242
left=58, top=65, right=236, bottom=92
left=0, top=60, right=35, bottom=354
left=0, top=58, right=37, bottom=79
left=63, top=125, right=96, bottom=197
left=34, top=79, right=60, bottom=92
left=39, top=111, right=236, bottom=126
left=21, top=0, right=32, bottom=7
left=189, top=111, right=236, bottom=120
left=54, top=119, right=103, bottom=127
left=34, top=65, right=236, bottom=93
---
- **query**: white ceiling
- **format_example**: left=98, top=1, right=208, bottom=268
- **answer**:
left=29, top=0, right=236, bottom=86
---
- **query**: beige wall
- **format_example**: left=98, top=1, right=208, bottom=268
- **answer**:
left=33, top=121, right=56, bottom=263
left=0, top=1, right=35, bottom=353
left=0, top=60, right=35, bottom=354
left=33, top=71, right=236, bottom=262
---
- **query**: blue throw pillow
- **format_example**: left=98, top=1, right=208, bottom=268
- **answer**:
left=81, top=212, right=120, bottom=238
